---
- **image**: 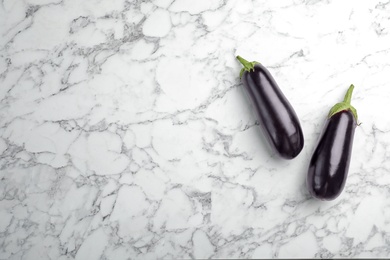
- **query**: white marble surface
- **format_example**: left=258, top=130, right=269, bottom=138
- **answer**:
left=1, top=0, right=390, bottom=259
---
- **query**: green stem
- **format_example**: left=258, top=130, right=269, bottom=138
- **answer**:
left=236, top=56, right=252, bottom=70
left=343, top=84, right=354, bottom=104
left=328, top=84, right=358, bottom=123
left=236, top=55, right=259, bottom=78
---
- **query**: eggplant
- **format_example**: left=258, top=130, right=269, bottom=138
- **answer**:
left=307, top=85, right=358, bottom=200
left=236, top=55, right=304, bottom=159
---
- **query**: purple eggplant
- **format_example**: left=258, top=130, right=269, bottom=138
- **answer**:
left=307, top=85, right=358, bottom=200
left=236, top=55, right=304, bottom=159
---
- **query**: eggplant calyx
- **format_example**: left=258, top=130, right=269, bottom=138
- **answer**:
left=328, top=84, right=358, bottom=123
left=236, top=55, right=259, bottom=78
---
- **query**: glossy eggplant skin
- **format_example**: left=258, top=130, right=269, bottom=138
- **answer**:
left=241, top=64, right=304, bottom=159
left=307, top=110, right=356, bottom=200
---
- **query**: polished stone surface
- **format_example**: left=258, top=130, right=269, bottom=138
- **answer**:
left=1, top=0, right=390, bottom=258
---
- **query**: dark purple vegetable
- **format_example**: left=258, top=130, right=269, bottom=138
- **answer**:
left=307, top=85, right=358, bottom=200
left=236, top=55, right=304, bottom=159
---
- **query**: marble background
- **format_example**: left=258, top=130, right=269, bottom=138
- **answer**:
left=1, top=0, right=390, bottom=259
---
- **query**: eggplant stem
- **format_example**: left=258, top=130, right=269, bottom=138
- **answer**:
left=236, top=55, right=259, bottom=78
left=343, top=84, right=354, bottom=104
left=328, top=84, right=358, bottom=123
